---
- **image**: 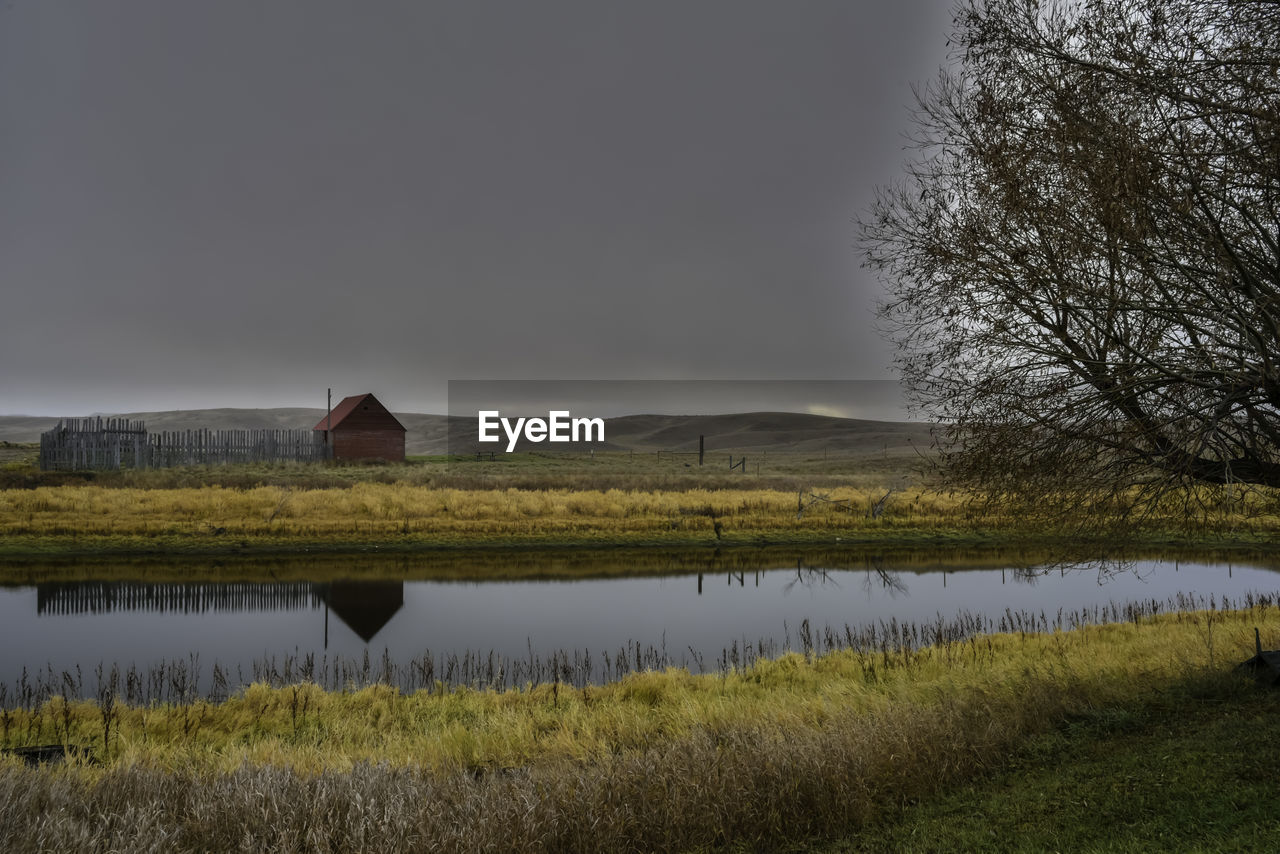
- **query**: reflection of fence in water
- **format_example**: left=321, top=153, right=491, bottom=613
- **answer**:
left=36, top=582, right=326, bottom=616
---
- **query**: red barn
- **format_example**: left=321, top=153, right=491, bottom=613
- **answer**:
left=314, top=393, right=407, bottom=461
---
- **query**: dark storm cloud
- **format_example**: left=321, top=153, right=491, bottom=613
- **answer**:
left=0, top=0, right=954, bottom=416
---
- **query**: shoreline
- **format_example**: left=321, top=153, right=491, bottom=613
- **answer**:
left=2, top=606, right=1275, bottom=852
left=3, top=527, right=1280, bottom=561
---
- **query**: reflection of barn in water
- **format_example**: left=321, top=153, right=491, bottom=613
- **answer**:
left=321, top=581, right=403, bottom=642
left=36, top=581, right=404, bottom=644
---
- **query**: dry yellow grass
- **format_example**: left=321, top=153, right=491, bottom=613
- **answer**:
left=4, top=481, right=1280, bottom=553
left=3, top=604, right=1273, bottom=777
left=0, top=483, right=987, bottom=541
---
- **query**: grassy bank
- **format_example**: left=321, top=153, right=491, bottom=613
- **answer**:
left=3, top=480, right=1280, bottom=557
left=0, top=481, right=961, bottom=556
left=816, top=686, right=1280, bottom=852
left=1, top=606, right=1277, bottom=851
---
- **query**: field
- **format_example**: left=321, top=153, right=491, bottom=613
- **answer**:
left=0, top=428, right=958, bottom=557
left=0, top=408, right=936, bottom=458
left=3, top=446, right=1280, bottom=557
left=5, top=416, right=1280, bottom=850
left=2, top=476, right=1280, bottom=558
left=1, top=605, right=1277, bottom=852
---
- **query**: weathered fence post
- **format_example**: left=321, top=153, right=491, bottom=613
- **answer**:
left=39, top=420, right=327, bottom=471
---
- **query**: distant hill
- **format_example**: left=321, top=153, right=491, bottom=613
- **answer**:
left=0, top=409, right=933, bottom=457
left=0, top=409, right=454, bottom=457
left=601, top=412, right=932, bottom=454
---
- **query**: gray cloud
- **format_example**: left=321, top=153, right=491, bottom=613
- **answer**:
left=0, top=0, right=954, bottom=416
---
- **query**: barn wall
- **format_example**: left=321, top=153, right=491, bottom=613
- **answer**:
left=333, top=430, right=405, bottom=461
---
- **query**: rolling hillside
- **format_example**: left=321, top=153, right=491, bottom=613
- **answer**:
left=0, top=409, right=933, bottom=457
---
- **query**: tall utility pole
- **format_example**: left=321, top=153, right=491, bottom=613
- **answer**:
left=326, top=388, right=332, bottom=459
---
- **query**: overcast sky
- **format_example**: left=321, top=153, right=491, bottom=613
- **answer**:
left=1, top=1, right=954, bottom=416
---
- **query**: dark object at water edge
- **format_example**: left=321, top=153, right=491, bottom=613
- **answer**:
left=1236, top=628, right=1280, bottom=686
left=2, top=743, right=93, bottom=767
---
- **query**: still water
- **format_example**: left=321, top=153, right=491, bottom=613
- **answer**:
left=1, top=550, right=1277, bottom=693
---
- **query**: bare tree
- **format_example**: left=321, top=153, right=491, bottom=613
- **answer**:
left=861, top=0, right=1280, bottom=522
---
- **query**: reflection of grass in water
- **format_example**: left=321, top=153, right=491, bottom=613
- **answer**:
left=0, top=544, right=1097, bottom=584
left=4, top=544, right=1279, bottom=585
left=7, top=547, right=1280, bottom=594
left=0, top=605, right=1277, bottom=852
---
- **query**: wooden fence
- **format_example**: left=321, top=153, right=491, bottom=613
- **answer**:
left=39, top=418, right=329, bottom=471
left=145, top=427, right=328, bottom=468
left=38, top=417, right=148, bottom=471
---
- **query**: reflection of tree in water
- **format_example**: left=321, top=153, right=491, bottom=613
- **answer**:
left=861, top=555, right=908, bottom=596
left=783, top=560, right=842, bottom=595
left=1004, top=557, right=1151, bottom=586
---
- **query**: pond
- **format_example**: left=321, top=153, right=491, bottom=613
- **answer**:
left=1, top=548, right=1277, bottom=699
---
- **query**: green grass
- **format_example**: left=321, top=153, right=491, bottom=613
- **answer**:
left=0, top=442, right=37, bottom=467
left=0, top=449, right=922, bottom=492
left=807, top=676, right=1280, bottom=853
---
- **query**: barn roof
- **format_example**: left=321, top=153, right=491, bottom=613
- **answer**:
left=313, top=393, right=406, bottom=432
